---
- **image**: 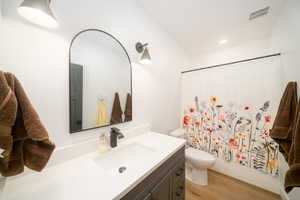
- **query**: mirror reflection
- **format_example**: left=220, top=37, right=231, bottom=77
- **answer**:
left=69, top=30, right=132, bottom=133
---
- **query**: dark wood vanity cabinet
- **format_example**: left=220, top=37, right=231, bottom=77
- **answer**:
left=121, top=147, right=185, bottom=200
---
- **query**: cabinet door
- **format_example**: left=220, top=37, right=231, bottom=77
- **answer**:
left=142, top=193, right=152, bottom=200
left=151, top=174, right=172, bottom=200
left=172, top=164, right=185, bottom=200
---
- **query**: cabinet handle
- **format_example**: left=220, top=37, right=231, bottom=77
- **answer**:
left=176, top=168, right=184, bottom=176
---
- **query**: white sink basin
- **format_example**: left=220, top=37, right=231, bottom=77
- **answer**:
left=93, top=143, right=156, bottom=174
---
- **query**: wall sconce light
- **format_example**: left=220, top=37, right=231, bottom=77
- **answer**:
left=18, top=0, right=58, bottom=28
left=136, top=42, right=152, bottom=65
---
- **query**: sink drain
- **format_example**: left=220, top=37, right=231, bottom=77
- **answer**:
left=119, top=166, right=127, bottom=173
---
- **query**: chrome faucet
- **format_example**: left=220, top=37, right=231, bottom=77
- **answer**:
left=110, top=127, right=124, bottom=148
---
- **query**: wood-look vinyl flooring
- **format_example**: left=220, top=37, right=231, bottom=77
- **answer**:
left=185, top=170, right=281, bottom=200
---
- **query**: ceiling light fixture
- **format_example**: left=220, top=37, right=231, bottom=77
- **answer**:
left=18, top=0, right=58, bottom=28
left=136, top=42, right=152, bottom=65
left=219, top=39, right=228, bottom=45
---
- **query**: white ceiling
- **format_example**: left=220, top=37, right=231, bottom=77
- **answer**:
left=137, top=0, right=287, bottom=57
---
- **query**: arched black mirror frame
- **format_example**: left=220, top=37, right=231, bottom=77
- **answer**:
left=69, top=29, right=133, bottom=134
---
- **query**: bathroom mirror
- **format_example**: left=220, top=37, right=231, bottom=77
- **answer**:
left=69, top=29, right=132, bottom=133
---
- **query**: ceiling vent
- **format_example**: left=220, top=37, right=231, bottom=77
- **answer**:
left=249, top=6, right=270, bottom=20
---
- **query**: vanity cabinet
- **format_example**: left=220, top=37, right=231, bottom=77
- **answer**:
left=121, top=147, right=185, bottom=200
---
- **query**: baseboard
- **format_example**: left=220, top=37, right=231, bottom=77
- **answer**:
left=211, top=158, right=280, bottom=194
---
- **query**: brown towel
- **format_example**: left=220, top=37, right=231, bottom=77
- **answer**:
left=270, top=82, right=298, bottom=161
left=285, top=98, right=300, bottom=192
left=0, top=71, right=55, bottom=177
left=0, top=72, right=18, bottom=175
left=124, top=93, right=132, bottom=122
left=110, top=93, right=123, bottom=125
left=285, top=164, right=300, bottom=193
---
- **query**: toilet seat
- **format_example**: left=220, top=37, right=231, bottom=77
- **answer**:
left=186, top=148, right=215, bottom=162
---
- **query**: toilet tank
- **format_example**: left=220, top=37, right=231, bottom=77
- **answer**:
left=169, top=128, right=185, bottom=138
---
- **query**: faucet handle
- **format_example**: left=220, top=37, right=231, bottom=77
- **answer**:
left=111, top=127, right=120, bottom=133
left=118, top=133, right=124, bottom=139
left=110, top=127, right=124, bottom=148
left=111, top=127, right=124, bottom=139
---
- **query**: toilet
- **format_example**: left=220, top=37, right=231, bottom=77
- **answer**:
left=170, top=129, right=216, bottom=186
left=185, top=147, right=216, bottom=185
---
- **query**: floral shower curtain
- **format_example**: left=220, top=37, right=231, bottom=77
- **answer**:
left=181, top=56, right=285, bottom=176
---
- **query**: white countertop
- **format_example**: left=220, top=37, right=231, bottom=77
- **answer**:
left=3, top=132, right=185, bottom=200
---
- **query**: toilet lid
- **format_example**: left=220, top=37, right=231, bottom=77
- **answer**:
left=185, top=148, right=216, bottom=161
left=169, top=128, right=184, bottom=137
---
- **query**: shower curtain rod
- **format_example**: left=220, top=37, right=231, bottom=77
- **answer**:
left=181, top=53, right=281, bottom=74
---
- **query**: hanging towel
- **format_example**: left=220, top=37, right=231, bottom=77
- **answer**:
left=0, top=71, right=55, bottom=177
left=124, top=93, right=132, bottom=122
left=110, top=93, right=123, bottom=125
left=270, top=82, right=298, bottom=162
left=94, top=99, right=108, bottom=127
left=285, top=98, right=300, bottom=193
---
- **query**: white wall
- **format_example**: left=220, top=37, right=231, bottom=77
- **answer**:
left=270, top=0, right=300, bottom=92
left=0, top=0, right=2, bottom=27
left=0, top=0, right=2, bottom=19
left=184, top=0, right=300, bottom=196
left=186, top=38, right=274, bottom=71
left=270, top=0, right=300, bottom=199
left=0, top=0, right=188, bottom=147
